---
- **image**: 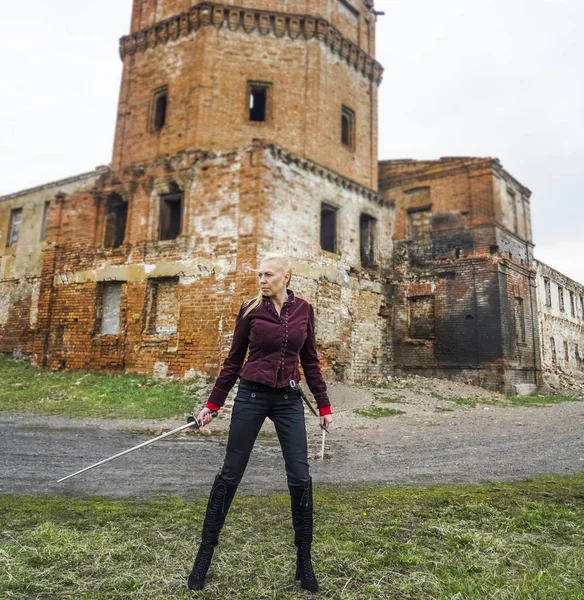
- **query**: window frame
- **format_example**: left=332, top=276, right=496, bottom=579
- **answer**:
left=320, top=202, right=339, bottom=254
left=359, top=213, right=377, bottom=268
left=247, top=81, right=272, bottom=123
left=341, top=105, right=356, bottom=150
left=150, top=85, right=169, bottom=133
left=158, top=190, right=184, bottom=242
left=7, top=207, right=23, bottom=248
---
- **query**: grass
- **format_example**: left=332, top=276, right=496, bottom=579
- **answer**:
left=376, top=395, right=406, bottom=404
left=354, top=407, right=406, bottom=418
left=506, top=394, right=583, bottom=407
left=0, top=356, right=210, bottom=419
left=1, top=476, right=583, bottom=599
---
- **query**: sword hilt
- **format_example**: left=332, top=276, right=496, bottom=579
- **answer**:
left=187, top=412, right=218, bottom=428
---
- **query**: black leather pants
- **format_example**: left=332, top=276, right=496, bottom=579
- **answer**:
left=219, top=378, right=311, bottom=488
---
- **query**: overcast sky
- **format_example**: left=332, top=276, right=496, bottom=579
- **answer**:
left=1, top=0, right=582, bottom=282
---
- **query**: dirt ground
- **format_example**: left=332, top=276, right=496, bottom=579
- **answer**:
left=1, top=376, right=583, bottom=499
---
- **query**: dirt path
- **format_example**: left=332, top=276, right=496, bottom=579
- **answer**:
left=1, top=378, right=583, bottom=498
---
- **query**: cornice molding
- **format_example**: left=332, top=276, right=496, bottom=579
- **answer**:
left=119, top=2, right=383, bottom=85
left=265, top=144, right=388, bottom=206
left=104, top=142, right=387, bottom=207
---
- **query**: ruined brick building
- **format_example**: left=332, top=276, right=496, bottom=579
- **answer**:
left=1, top=0, right=583, bottom=393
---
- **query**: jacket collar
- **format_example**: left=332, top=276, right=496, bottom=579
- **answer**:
left=263, top=289, right=295, bottom=307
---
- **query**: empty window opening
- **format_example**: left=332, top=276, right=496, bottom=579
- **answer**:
left=515, top=297, right=526, bottom=343
left=104, top=194, right=128, bottom=249
left=558, top=285, right=565, bottom=312
left=158, top=187, right=183, bottom=241
left=564, top=340, right=570, bottom=363
left=7, top=208, right=22, bottom=247
left=40, top=201, right=50, bottom=241
left=569, top=291, right=575, bottom=317
left=454, top=247, right=462, bottom=259
left=489, top=245, right=499, bottom=255
left=151, top=87, right=168, bottom=132
left=97, top=282, right=123, bottom=335
left=550, top=337, right=557, bottom=364
left=248, top=82, right=270, bottom=122
left=407, top=206, right=432, bottom=244
left=146, top=278, right=179, bottom=335
left=360, top=214, right=377, bottom=267
left=581, top=297, right=584, bottom=319
left=341, top=106, right=355, bottom=149
left=320, top=203, right=338, bottom=253
left=544, top=278, right=552, bottom=307
left=576, top=344, right=581, bottom=365
left=408, top=296, right=435, bottom=340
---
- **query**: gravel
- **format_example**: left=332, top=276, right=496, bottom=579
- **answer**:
left=1, top=377, right=583, bottom=499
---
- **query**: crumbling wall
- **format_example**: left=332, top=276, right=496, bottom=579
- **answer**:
left=536, top=260, right=584, bottom=382
left=0, top=169, right=108, bottom=357
left=382, top=158, right=540, bottom=393
left=30, top=143, right=391, bottom=385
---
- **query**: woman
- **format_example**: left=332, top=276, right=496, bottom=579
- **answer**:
left=187, top=253, right=333, bottom=593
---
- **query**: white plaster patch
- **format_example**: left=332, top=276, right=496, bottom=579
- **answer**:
left=29, top=279, right=41, bottom=327
left=153, top=362, right=168, bottom=380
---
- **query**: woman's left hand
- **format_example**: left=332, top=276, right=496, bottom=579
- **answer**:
left=320, top=414, right=333, bottom=429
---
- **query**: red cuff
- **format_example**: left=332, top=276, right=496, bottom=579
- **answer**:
left=205, top=402, right=222, bottom=412
left=319, top=406, right=332, bottom=416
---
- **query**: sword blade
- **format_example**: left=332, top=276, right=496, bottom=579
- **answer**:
left=57, top=418, right=200, bottom=483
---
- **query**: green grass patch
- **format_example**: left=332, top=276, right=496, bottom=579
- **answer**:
left=448, top=397, right=478, bottom=407
left=376, top=395, right=406, bottom=404
left=354, top=407, right=406, bottom=418
left=506, top=394, right=583, bottom=407
left=1, top=476, right=583, bottom=599
left=0, top=356, right=210, bottom=419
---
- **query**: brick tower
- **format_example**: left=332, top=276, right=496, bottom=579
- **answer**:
left=114, top=0, right=381, bottom=188
left=31, top=0, right=393, bottom=384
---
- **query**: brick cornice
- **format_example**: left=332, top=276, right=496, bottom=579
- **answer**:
left=266, top=144, right=388, bottom=206
left=119, top=2, right=383, bottom=85
left=104, top=142, right=388, bottom=207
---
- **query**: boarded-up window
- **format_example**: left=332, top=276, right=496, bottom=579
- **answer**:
left=407, top=200, right=432, bottom=244
left=360, top=213, right=376, bottom=267
left=515, top=297, right=526, bottom=343
left=40, top=201, right=50, bottom=241
left=146, top=278, right=179, bottom=335
left=544, top=278, right=552, bottom=307
left=408, top=296, right=435, bottom=339
left=558, top=285, right=565, bottom=312
left=7, top=208, right=22, bottom=247
left=104, top=194, right=128, bottom=248
left=158, top=190, right=183, bottom=241
left=98, top=283, right=123, bottom=335
left=321, top=203, right=338, bottom=253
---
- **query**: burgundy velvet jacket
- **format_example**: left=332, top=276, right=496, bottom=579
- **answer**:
left=206, top=290, right=332, bottom=416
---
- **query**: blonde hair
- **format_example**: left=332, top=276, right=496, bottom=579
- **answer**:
left=243, top=253, right=293, bottom=318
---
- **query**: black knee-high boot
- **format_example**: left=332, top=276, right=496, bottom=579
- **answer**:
left=187, top=474, right=238, bottom=591
left=289, top=478, right=319, bottom=593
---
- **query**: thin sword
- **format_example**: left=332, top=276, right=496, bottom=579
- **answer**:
left=289, top=380, right=329, bottom=434
left=57, top=415, right=210, bottom=483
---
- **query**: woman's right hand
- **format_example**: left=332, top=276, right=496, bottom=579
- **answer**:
left=197, top=407, right=215, bottom=427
